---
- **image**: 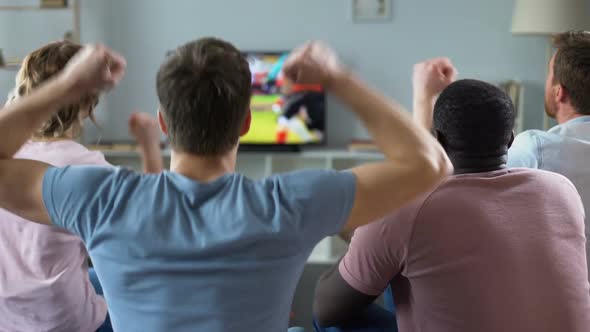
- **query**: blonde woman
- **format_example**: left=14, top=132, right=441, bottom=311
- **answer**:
left=0, top=41, right=161, bottom=332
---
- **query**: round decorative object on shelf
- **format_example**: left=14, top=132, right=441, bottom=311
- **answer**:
left=63, top=31, right=74, bottom=42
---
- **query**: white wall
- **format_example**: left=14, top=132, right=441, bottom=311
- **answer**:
left=1, top=0, right=550, bottom=146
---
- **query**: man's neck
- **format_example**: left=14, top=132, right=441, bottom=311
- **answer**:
left=556, top=107, right=585, bottom=125
left=449, top=153, right=507, bottom=175
left=170, top=148, right=237, bottom=182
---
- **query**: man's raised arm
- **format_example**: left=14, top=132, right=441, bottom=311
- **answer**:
left=284, top=43, right=453, bottom=231
left=129, top=112, right=164, bottom=174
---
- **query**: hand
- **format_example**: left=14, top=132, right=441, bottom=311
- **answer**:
left=129, top=112, right=160, bottom=148
left=283, top=41, right=347, bottom=89
left=412, top=58, right=457, bottom=131
left=413, top=58, right=457, bottom=101
left=59, top=44, right=127, bottom=98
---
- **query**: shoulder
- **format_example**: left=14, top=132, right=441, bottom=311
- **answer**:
left=508, top=130, right=553, bottom=168
left=483, top=168, right=580, bottom=195
left=265, top=169, right=355, bottom=183
left=341, top=193, right=432, bottom=287
left=515, top=129, right=565, bottom=148
left=353, top=191, right=432, bottom=245
left=445, top=168, right=570, bottom=184
left=517, top=129, right=545, bottom=138
left=256, top=169, right=356, bottom=232
left=516, top=168, right=585, bottom=218
left=45, top=165, right=138, bottom=190
left=260, top=169, right=356, bottom=194
left=21, top=140, right=111, bottom=167
left=504, top=167, right=571, bottom=181
left=523, top=168, right=579, bottom=191
left=60, top=142, right=111, bottom=166
left=514, top=129, right=545, bottom=145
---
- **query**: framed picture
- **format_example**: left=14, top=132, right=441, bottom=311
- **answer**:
left=352, top=0, right=392, bottom=23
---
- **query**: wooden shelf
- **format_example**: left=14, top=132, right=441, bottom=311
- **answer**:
left=0, top=5, right=70, bottom=11
left=0, top=0, right=79, bottom=72
left=0, top=63, right=20, bottom=71
left=0, top=59, right=21, bottom=71
left=0, top=65, right=20, bottom=71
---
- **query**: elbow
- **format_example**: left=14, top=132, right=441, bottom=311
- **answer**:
left=313, top=281, right=344, bottom=328
left=417, top=148, right=453, bottom=185
left=434, top=151, right=454, bottom=180
left=313, top=301, right=340, bottom=328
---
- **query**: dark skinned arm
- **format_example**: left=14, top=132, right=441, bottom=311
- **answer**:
left=313, top=261, right=379, bottom=327
left=313, top=198, right=423, bottom=328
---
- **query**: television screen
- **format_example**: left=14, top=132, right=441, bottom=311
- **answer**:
left=240, top=51, right=326, bottom=146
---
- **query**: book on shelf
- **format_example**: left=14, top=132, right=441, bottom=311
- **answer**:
left=40, top=0, right=68, bottom=8
left=87, top=144, right=137, bottom=152
left=5, top=59, right=21, bottom=66
left=0, top=59, right=22, bottom=70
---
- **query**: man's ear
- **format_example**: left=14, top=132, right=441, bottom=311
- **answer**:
left=157, top=109, right=169, bottom=136
left=508, top=130, right=515, bottom=149
left=434, top=130, right=448, bottom=151
left=240, top=109, right=252, bottom=136
left=556, top=84, right=569, bottom=104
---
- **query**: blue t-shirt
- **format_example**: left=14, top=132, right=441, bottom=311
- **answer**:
left=42, top=167, right=356, bottom=332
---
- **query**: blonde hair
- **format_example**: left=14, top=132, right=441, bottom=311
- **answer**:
left=16, top=40, right=99, bottom=138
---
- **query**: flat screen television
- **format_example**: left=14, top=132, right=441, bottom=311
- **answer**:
left=240, top=51, right=326, bottom=151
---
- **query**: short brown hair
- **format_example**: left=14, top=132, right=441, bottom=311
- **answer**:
left=156, top=37, right=251, bottom=155
left=16, top=40, right=99, bottom=138
left=552, top=31, right=590, bottom=115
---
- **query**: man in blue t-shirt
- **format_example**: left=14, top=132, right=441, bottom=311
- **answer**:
left=0, top=39, right=451, bottom=331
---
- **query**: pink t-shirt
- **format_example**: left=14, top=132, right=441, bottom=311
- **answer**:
left=340, top=168, right=590, bottom=332
left=0, top=141, right=109, bottom=332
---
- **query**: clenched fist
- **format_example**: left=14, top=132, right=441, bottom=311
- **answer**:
left=413, top=58, right=458, bottom=100
left=59, top=44, right=126, bottom=99
left=283, top=41, right=347, bottom=89
left=129, top=112, right=160, bottom=148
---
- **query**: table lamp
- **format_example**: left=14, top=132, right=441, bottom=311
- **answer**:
left=512, top=0, right=590, bottom=129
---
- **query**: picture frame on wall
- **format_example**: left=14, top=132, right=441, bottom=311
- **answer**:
left=352, top=0, right=392, bottom=23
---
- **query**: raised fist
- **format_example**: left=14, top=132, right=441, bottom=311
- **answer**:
left=60, top=44, right=126, bottom=97
left=413, top=58, right=458, bottom=100
left=129, top=112, right=160, bottom=148
left=283, top=41, right=346, bottom=89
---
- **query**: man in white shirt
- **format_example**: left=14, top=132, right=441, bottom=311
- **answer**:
left=508, top=31, right=590, bottom=274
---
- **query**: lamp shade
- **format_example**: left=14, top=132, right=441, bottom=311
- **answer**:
left=512, top=0, right=590, bottom=35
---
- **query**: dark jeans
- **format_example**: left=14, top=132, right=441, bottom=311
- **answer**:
left=89, top=268, right=113, bottom=332
left=313, top=286, right=398, bottom=332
